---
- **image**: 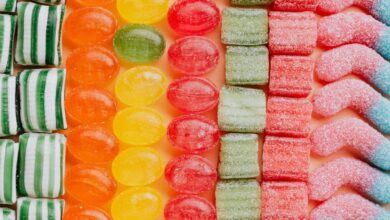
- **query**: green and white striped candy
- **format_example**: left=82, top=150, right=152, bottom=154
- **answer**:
left=0, top=140, right=18, bottom=205
left=0, top=15, right=16, bottom=75
left=0, top=208, right=15, bottom=220
left=0, top=0, right=16, bottom=13
left=17, top=197, right=64, bottom=220
left=32, top=0, right=66, bottom=5
left=0, top=75, right=18, bottom=137
left=15, top=2, right=65, bottom=66
left=18, top=133, right=66, bottom=198
left=19, top=69, right=67, bottom=132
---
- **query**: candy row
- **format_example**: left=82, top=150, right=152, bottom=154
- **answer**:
left=1, top=198, right=64, bottom=220
left=0, top=0, right=64, bottom=13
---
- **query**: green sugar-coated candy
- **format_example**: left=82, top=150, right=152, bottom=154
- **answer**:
left=222, top=7, right=268, bottom=46
left=218, top=86, right=266, bottom=133
left=113, top=24, right=166, bottom=64
left=231, top=0, right=273, bottom=6
left=226, top=46, right=269, bottom=85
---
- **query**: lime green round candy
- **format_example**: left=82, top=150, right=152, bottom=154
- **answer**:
left=113, top=24, right=166, bottom=63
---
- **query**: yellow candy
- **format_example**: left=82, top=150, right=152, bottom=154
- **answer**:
left=116, top=0, right=169, bottom=24
left=113, top=107, right=165, bottom=145
left=111, top=187, right=163, bottom=220
left=115, top=66, right=166, bottom=106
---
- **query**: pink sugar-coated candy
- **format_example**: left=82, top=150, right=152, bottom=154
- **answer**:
left=164, top=195, right=216, bottom=220
left=310, top=194, right=390, bottom=220
left=317, top=0, right=373, bottom=14
left=269, top=11, right=317, bottom=55
left=272, top=0, right=319, bottom=12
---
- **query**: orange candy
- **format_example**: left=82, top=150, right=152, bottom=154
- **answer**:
left=69, top=0, right=115, bottom=8
left=65, top=87, right=117, bottom=125
left=63, top=7, right=118, bottom=47
left=63, top=205, right=111, bottom=220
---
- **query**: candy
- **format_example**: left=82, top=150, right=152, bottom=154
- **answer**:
left=269, top=55, right=314, bottom=97
left=313, top=79, right=390, bottom=134
left=18, top=133, right=65, bottom=198
left=69, top=0, right=115, bottom=7
left=315, top=44, right=389, bottom=96
left=0, top=0, right=16, bottom=12
left=221, top=8, right=268, bottom=45
left=225, top=46, right=269, bottom=86
left=168, top=0, right=220, bottom=35
left=308, top=157, right=390, bottom=203
left=65, top=87, right=116, bottom=125
left=115, top=66, right=166, bottom=106
left=272, top=0, right=318, bottom=11
left=0, top=75, right=18, bottom=137
left=15, top=2, right=65, bottom=66
left=32, top=0, right=64, bottom=4
left=66, top=46, right=120, bottom=87
left=218, top=86, right=266, bottom=133
left=112, top=147, right=163, bottom=186
left=17, top=198, right=64, bottom=220
left=261, top=182, right=308, bottom=220
left=117, top=0, right=168, bottom=24
left=63, top=205, right=111, bottom=220
left=0, top=140, right=18, bottom=205
left=67, top=125, right=119, bottom=164
left=113, top=107, right=165, bottom=145
left=219, top=133, right=259, bottom=179
left=311, top=118, right=390, bottom=170
left=165, top=154, right=217, bottom=194
left=167, top=114, right=220, bottom=154
left=113, top=24, right=166, bottom=64
left=269, top=11, right=317, bottom=55
left=0, top=208, right=14, bottom=220
left=167, top=77, right=219, bottom=113
left=216, top=179, right=260, bottom=220
left=111, top=187, right=163, bottom=220
left=266, top=96, right=312, bottom=137
left=318, top=12, right=390, bottom=60
left=231, top=0, right=273, bottom=6
left=164, top=195, right=216, bottom=220
left=168, top=36, right=219, bottom=76
left=262, top=136, right=310, bottom=181
left=65, top=164, right=116, bottom=204
left=0, top=15, right=16, bottom=74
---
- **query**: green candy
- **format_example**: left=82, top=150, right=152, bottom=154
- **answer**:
left=0, top=139, right=18, bottom=205
left=231, top=0, right=273, bottom=6
left=0, top=0, right=16, bottom=12
left=113, top=24, right=166, bottom=64
left=0, top=208, right=15, bottom=220
left=17, top=197, right=64, bottom=220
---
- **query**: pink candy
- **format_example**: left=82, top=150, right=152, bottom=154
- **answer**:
left=317, top=0, right=376, bottom=14
left=272, top=0, right=319, bottom=12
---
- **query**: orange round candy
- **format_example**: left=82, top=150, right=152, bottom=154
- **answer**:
left=66, top=46, right=120, bottom=86
left=67, top=125, right=119, bottom=164
left=69, top=0, right=115, bottom=8
left=63, top=205, right=111, bottom=220
left=65, top=87, right=117, bottom=124
left=65, top=164, right=117, bottom=204
left=63, top=7, right=117, bottom=47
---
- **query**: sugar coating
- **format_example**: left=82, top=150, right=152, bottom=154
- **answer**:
left=376, top=28, right=390, bottom=61
left=231, top=0, right=273, bottom=6
left=272, top=0, right=319, bottom=12
left=372, top=63, right=390, bottom=97
left=311, top=118, right=390, bottom=170
left=308, top=157, right=390, bottom=203
left=367, top=97, right=390, bottom=134
left=373, top=0, right=390, bottom=26
left=310, top=194, right=390, bottom=220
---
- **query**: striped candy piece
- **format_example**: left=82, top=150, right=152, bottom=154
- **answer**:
left=0, top=15, right=16, bottom=75
left=0, top=140, right=18, bottom=205
left=32, top=0, right=66, bottom=5
left=15, top=2, right=65, bottom=66
left=19, top=69, right=67, bottom=132
left=0, top=75, right=18, bottom=137
left=0, top=0, right=16, bottom=13
left=18, top=133, right=66, bottom=198
left=17, top=197, right=64, bottom=220
left=0, top=208, right=15, bottom=220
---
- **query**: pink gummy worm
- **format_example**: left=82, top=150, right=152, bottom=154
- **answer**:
left=317, top=0, right=377, bottom=15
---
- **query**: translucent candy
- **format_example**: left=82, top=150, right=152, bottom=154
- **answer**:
left=63, top=205, right=111, bottom=220
left=164, top=195, right=216, bottom=220
left=117, top=0, right=168, bottom=24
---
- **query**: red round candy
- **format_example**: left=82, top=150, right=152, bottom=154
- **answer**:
left=168, top=36, right=219, bottom=76
left=164, top=195, right=216, bottom=220
left=168, top=0, right=220, bottom=35
left=168, top=115, right=220, bottom=154
left=165, top=154, right=217, bottom=194
left=167, top=77, right=219, bottom=113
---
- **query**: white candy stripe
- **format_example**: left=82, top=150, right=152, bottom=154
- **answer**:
left=24, top=135, right=37, bottom=197
left=0, top=78, right=4, bottom=136
left=11, top=144, right=18, bottom=204
left=53, top=134, right=62, bottom=196
left=37, top=7, right=48, bottom=65
left=7, top=77, right=17, bottom=135
left=0, top=15, right=11, bottom=73
left=28, top=200, right=36, bottom=220
left=41, top=137, right=50, bottom=197
left=44, top=70, right=57, bottom=130
left=0, top=208, right=15, bottom=220
left=42, top=200, right=48, bottom=219
left=0, top=143, right=5, bottom=203
left=0, top=1, right=6, bottom=11
left=27, top=71, right=39, bottom=132
left=22, top=3, right=34, bottom=65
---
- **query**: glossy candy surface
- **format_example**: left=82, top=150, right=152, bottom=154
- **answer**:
left=69, top=0, right=115, bottom=7
left=63, top=205, right=111, bottom=220
left=164, top=195, right=217, bottom=220
left=117, top=0, right=169, bottom=24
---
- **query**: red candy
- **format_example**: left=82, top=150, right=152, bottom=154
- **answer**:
left=167, top=77, right=219, bottom=113
left=168, top=36, right=219, bottom=76
left=272, top=0, right=319, bottom=11
left=168, top=115, right=220, bottom=154
left=168, top=0, right=220, bottom=35
left=165, top=154, right=217, bottom=194
left=164, top=195, right=216, bottom=220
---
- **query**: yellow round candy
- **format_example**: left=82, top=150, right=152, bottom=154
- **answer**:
left=112, top=147, right=163, bottom=186
left=113, top=107, right=165, bottom=145
left=111, top=187, right=163, bottom=220
left=115, top=66, right=166, bottom=106
left=116, top=0, right=169, bottom=24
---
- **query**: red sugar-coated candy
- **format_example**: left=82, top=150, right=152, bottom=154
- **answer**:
left=269, top=55, right=314, bottom=97
left=164, top=195, right=217, bottom=220
left=168, top=36, right=219, bottom=76
left=168, top=115, right=220, bottom=154
left=167, top=77, right=219, bottom=113
left=317, top=0, right=376, bottom=15
left=165, top=154, right=217, bottom=194
left=266, top=96, right=312, bottom=137
left=262, top=136, right=310, bottom=181
left=168, top=0, right=220, bottom=35
left=261, top=182, right=308, bottom=220
left=272, top=0, right=319, bottom=12
left=63, top=205, right=111, bottom=220
left=269, top=11, right=317, bottom=55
